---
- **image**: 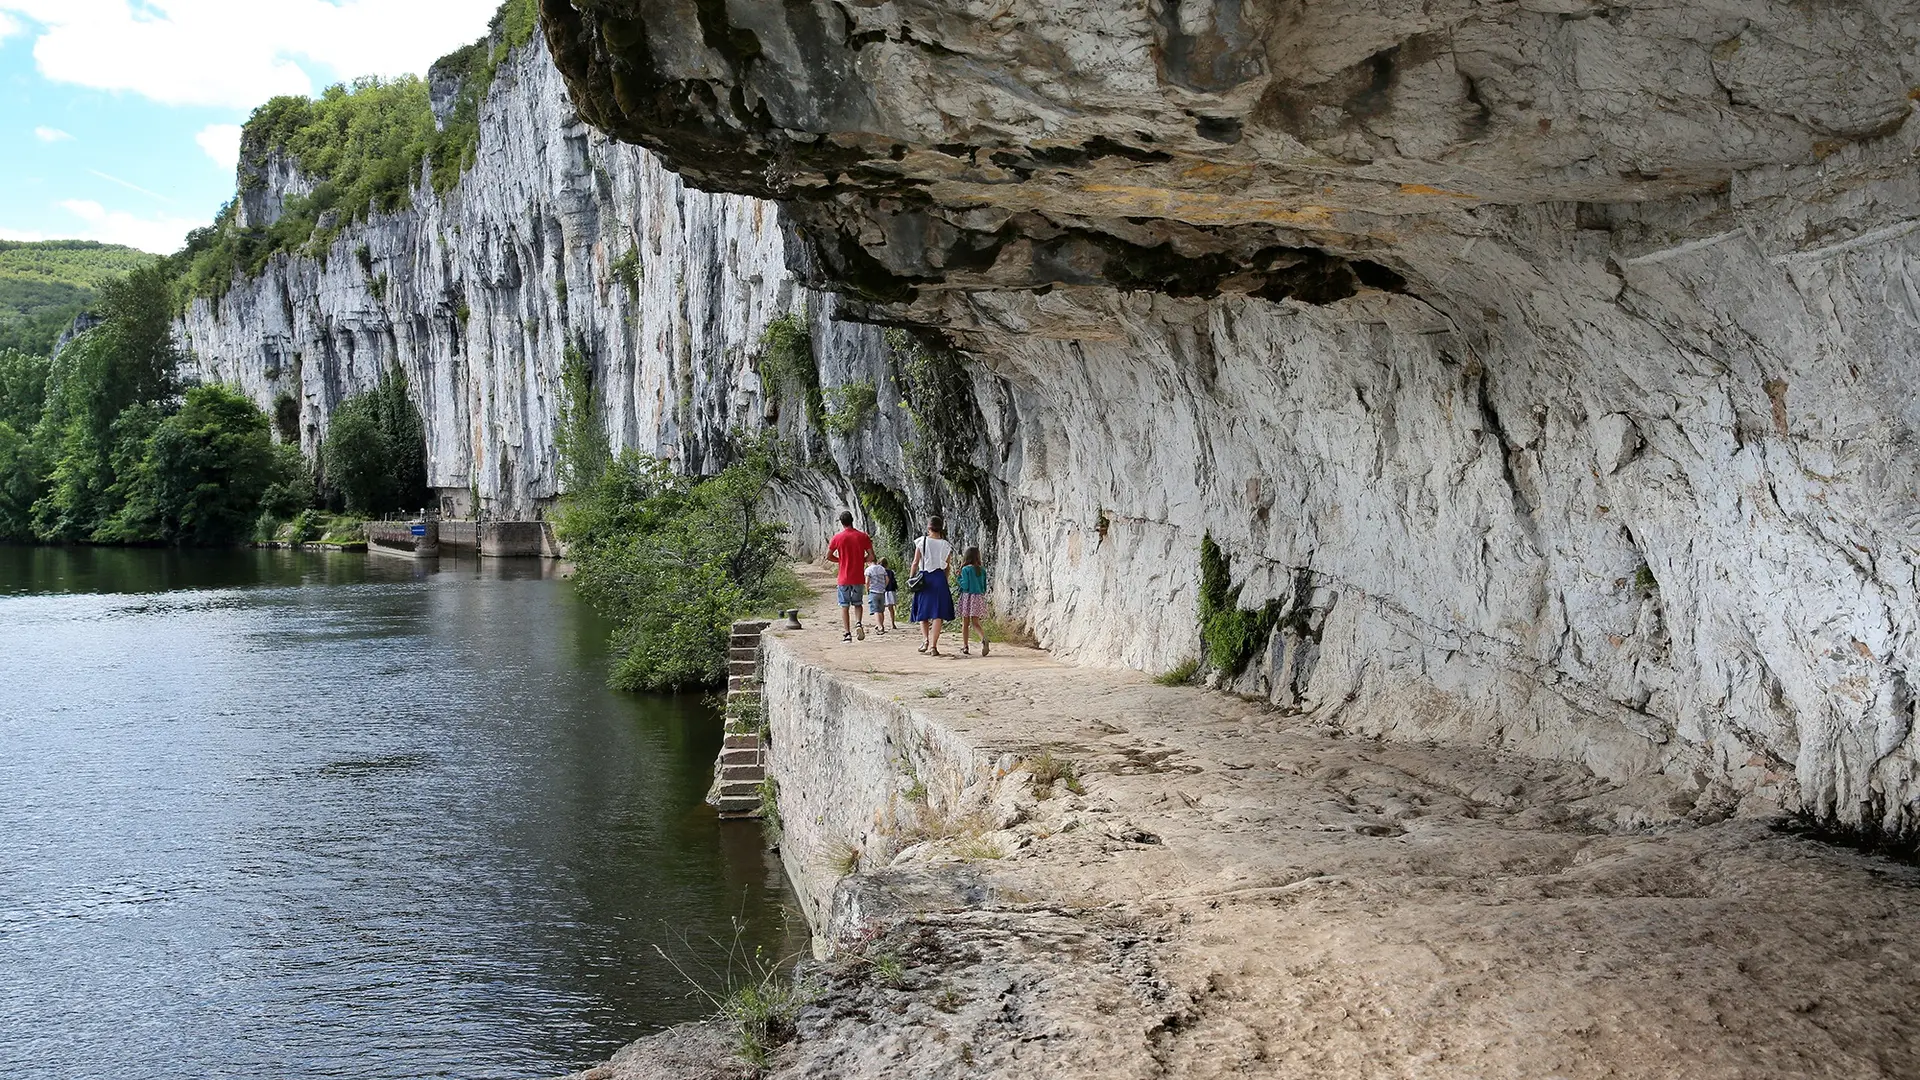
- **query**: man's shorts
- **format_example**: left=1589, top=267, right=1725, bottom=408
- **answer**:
left=868, top=591, right=886, bottom=614
left=837, top=584, right=863, bottom=607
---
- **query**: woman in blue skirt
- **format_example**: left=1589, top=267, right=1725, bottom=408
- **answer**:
left=908, top=515, right=956, bottom=656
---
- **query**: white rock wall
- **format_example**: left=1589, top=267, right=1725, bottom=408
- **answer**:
left=184, top=21, right=1920, bottom=836
left=179, top=39, right=815, bottom=517
left=950, top=196, right=1920, bottom=832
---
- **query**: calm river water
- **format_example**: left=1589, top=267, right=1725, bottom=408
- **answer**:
left=0, top=546, right=797, bottom=1079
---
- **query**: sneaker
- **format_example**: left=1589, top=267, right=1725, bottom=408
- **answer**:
left=855, top=624, right=866, bottom=641
left=842, top=632, right=853, bottom=642
left=981, top=639, right=990, bottom=657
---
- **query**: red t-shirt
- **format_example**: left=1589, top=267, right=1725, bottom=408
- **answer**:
left=828, top=527, right=872, bottom=586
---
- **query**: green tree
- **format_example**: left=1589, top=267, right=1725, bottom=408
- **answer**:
left=0, top=348, right=51, bottom=429
left=555, top=342, right=610, bottom=495
left=559, top=447, right=800, bottom=691
left=259, top=444, right=316, bottom=520
left=0, top=420, right=44, bottom=541
left=28, top=262, right=183, bottom=541
left=321, top=366, right=428, bottom=514
left=100, top=385, right=281, bottom=546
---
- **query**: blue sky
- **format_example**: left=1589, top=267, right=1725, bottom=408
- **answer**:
left=0, top=1, right=504, bottom=254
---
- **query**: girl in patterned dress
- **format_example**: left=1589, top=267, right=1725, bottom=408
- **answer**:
left=956, top=546, right=988, bottom=656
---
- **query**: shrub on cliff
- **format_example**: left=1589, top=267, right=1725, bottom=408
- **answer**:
left=1199, top=534, right=1281, bottom=676
left=559, top=446, right=800, bottom=691
left=321, top=367, right=428, bottom=515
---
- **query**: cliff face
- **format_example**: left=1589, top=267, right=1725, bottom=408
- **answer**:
left=179, top=39, right=843, bottom=519
left=186, top=2, right=1920, bottom=835
left=537, top=0, right=1920, bottom=833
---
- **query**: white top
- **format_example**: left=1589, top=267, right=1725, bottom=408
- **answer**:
left=913, top=536, right=952, bottom=572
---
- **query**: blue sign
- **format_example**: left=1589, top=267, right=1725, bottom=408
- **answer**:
left=410, top=524, right=428, bottom=537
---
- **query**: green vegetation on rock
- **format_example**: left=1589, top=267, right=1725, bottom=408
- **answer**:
left=555, top=342, right=610, bottom=495
left=824, top=379, right=877, bottom=437
left=887, top=326, right=994, bottom=535
left=609, top=245, right=642, bottom=300
left=174, top=0, right=541, bottom=306
left=756, top=311, right=821, bottom=429
left=1199, top=533, right=1282, bottom=677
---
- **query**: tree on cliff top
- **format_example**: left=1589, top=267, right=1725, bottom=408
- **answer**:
left=173, top=0, right=545, bottom=306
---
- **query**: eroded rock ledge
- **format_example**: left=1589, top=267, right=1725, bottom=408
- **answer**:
left=562, top=580, right=1920, bottom=1078
left=538, top=0, right=1920, bottom=832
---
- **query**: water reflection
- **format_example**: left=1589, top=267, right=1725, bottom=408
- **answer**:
left=0, top=547, right=797, bottom=1080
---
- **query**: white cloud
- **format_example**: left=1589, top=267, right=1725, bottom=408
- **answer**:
left=33, top=125, right=72, bottom=142
left=195, top=123, right=242, bottom=173
left=0, top=0, right=503, bottom=110
left=0, top=12, right=20, bottom=43
left=56, top=199, right=203, bottom=254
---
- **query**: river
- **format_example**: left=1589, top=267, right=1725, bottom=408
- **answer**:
left=0, top=546, right=797, bottom=1079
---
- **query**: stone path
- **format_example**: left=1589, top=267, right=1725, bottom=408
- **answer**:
left=574, top=568, right=1920, bottom=1079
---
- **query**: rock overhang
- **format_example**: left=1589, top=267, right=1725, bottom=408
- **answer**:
left=537, top=0, right=1919, bottom=312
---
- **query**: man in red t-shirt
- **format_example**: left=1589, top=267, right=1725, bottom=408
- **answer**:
left=826, top=510, right=873, bottom=642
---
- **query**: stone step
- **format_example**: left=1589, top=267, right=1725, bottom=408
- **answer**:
left=721, top=766, right=766, bottom=785
left=727, top=675, right=759, bottom=692
left=729, top=646, right=760, bottom=660
left=728, top=659, right=757, bottom=677
left=713, top=798, right=761, bottom=816
left=719, top=748, right=762, bottom=767
left=723, top=734, right=761, bottom=750
left=727, top=689, right=761, bottom=702
left=715, top=786, right=762, bottom=803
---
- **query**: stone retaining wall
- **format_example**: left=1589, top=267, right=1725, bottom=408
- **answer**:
left=760, top=629, right=997, bottom=936
left=366, top=521, right=437, bottom=558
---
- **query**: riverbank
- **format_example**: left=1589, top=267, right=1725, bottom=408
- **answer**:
left=566, top=566, right=1920, bottom=1079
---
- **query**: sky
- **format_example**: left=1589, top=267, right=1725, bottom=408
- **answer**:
left=0, top=0, right=505, bottom=254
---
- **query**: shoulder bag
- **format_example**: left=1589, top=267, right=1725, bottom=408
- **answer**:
left=905, top=539, right=927, bottom=593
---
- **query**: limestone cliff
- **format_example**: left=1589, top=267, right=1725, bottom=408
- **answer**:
left=186, top=1, right=1920, bottom=837
left=177, top=36, right=868, bottom=520
left=536, top=0, right=1920, bottom=835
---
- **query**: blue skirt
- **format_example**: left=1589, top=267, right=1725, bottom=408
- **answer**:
left=910, top=568, right=956, bottom=623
